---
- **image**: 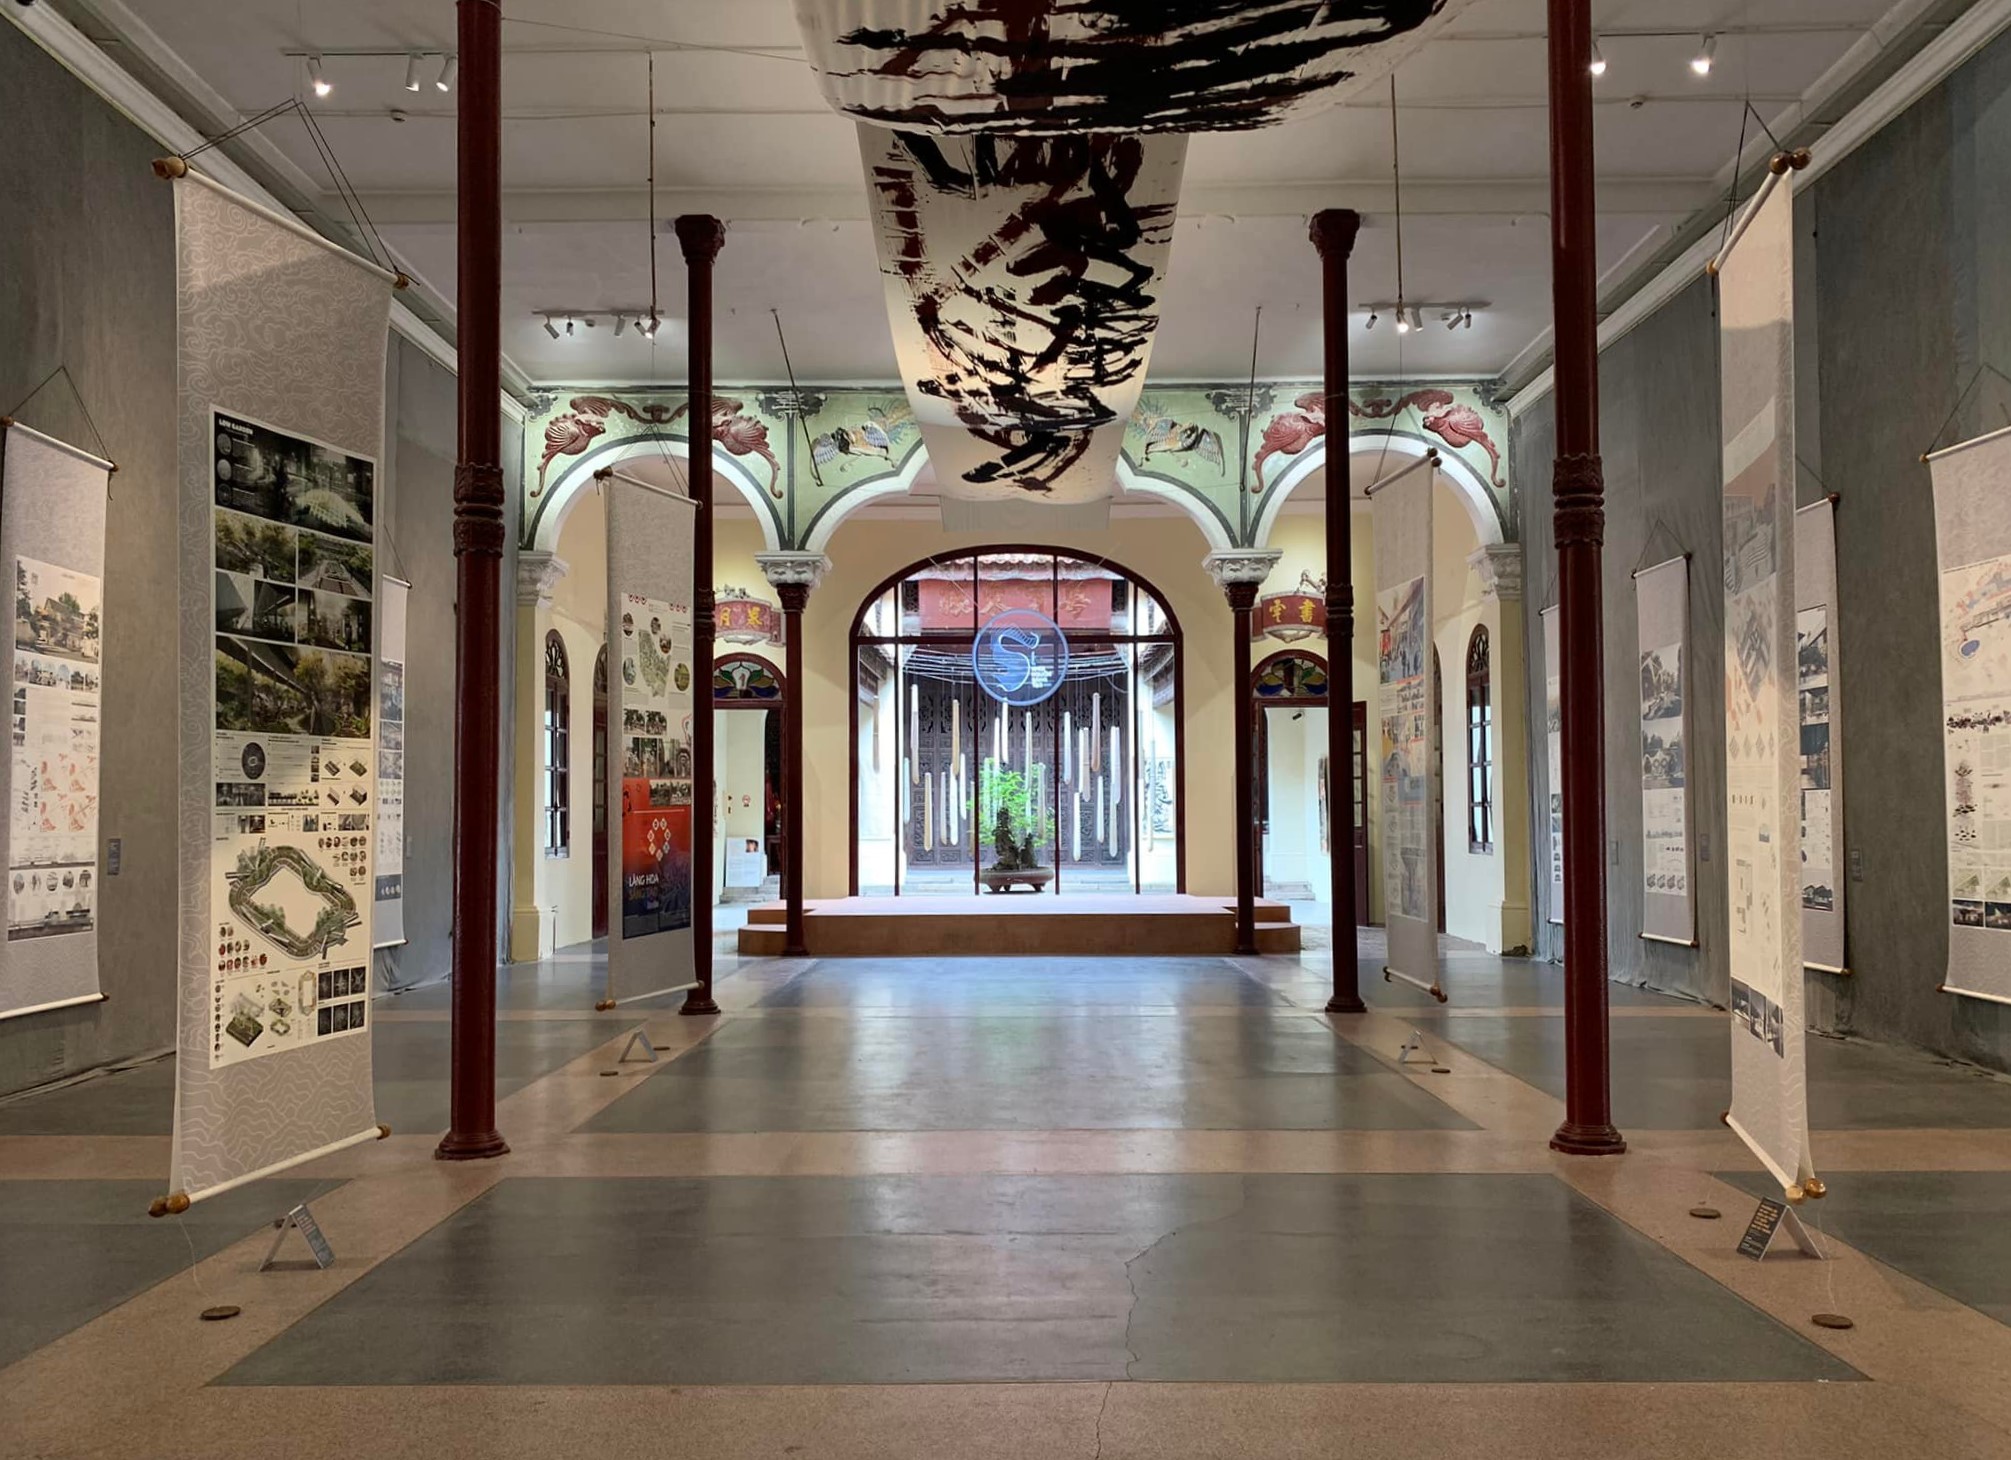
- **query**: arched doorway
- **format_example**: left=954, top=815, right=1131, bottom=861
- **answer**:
left=1249, top=649, right=1370, bottom=922
left=850, top=548, right=1184, bottom=897
left=714, top=654, right=786, bottom=901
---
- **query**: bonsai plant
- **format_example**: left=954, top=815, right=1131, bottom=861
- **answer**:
left=978, top=760, right=1046, bottom=871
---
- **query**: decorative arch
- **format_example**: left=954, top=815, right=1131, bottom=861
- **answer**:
left=714, top=653, right=785, bottom=706
left=1113, top=456, right=1235, bottom=550
left=1251, top=430, right=1507, bottom=552
left=531, top=435, right=785, bottom=554
left=799, top=447, right=935, bottom=554
left=1251, top=648, right=1330, bottom=704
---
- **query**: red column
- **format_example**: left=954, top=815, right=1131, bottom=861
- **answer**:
left=778, top=581, right=810, bottom=956
left=1311, top=208, right=1366, bottom=1014
left=1547, top=0, right=1625, bottom=1156
left=436, top=0, right=509, bottom=1161
left=1228, top=580, right=1260, bottom=955
left=677, top=215, right=725, bottom=1016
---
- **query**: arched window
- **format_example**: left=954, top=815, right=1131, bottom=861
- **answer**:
left=1466, top=626, right=1493, bottom=852
left=544, top=630, right=571, bottom=857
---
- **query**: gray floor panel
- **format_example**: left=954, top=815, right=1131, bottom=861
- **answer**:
left=757, top=956, right=1287, bottom=1010
left=214, top=1173, right=1855, bottom=1386
left=0, top=1179, right=331, bottom=1369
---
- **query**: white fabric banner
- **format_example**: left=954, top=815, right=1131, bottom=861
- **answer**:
left=1542, top=605, right=1563, bottom=926
left=1930, top=425, right=2011, bottom=1005
left=1716, top=175, right=1815, bottom=1193
left=1374, top=467, right=1437, bottom=987
left=373, top=577, right=408, bottom=949
left=0, top=423, right=111, bottom=1020
left=1635, top=557, right=1695, bottom=945
left=172, top=171, right=393, bottom=1203
left=1794, top=502, right=1846, bottom=973
left=604, top=475, right=697, bottom=1005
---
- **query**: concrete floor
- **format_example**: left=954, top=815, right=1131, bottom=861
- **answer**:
left=3, top=924, right=2011, bottom=1457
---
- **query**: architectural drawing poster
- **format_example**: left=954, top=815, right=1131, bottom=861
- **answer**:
left=1374, top=462, right=1436, bottom=984
left=1635, top=556, right=1694, bottom=944
left=1794, top=501, right=1845, bottom=972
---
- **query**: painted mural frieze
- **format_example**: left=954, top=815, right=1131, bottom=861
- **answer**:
left=861, top=126, right=1187, bottom=502
left=792, top=1, right=1470, bottom=135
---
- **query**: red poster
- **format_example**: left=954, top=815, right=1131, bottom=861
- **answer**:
left=620, top=779, right=691, bottom=939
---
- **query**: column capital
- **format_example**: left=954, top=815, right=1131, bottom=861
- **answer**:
left=755, top=551, right=832, bottom=593
left=515, top=550, right=569, bottom=609
left=1468, top=543, right=1524, bottom=604
left=1202, top=549, right=1282, bottom=594
left=674, top=213, right=726, bottom=264
left=1309, top=208, right=1362, bottom=261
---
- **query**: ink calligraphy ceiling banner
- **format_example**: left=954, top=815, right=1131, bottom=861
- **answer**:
left=1930, top=425, right=2011, bottom=1006
left=171, top=168, right=393, bottom=1207
left=0, top=423, right=111, bottom=1022
left=1716, top=174, right=1815, bottom=1196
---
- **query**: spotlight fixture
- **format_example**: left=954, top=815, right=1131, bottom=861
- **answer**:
left=542, top=315, right=560, bottom=340
left=612, top=313, right=627, bottom=337
left=1394, top=305, right=1412, bottom=336
left=435, top=53, right=458, bottom=92
left=1442, top=308, right=1474, bottom=331
left=403, top=53, right=422, bottom=92
left=1366, top=312, right=1379, bottom=331
left=639, top=314, right=660, bottom=337
left=1589, top=38, right=1607, bottom=77
left=307, top=54, right=331, bottom=98
left=565, top=317, right=576, bottom=338
left=1691, top=34, right=1716, bottom=76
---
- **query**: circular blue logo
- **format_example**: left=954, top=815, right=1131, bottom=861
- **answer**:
left=973, top=609, right=1069, bottom=706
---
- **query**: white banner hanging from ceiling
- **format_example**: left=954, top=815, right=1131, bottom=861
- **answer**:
left=1930, top=424, right=2011, bottom=1006
left=169, top=167, right=393, bottom=1207
left=604, top=472, right=698, bottom=1006
left=860, top=125, right=1187, bottom=504
left=1635, top=556, right=1694, bottom=946
left=0, top=422, right=111, bottom=1021
left=1794, top=500, right=1846, bottom=974
left=373, top=577, right=408, bottom=950
left=1715, top=171, right=1815, bottom=1195
left=1374, top=464, right=1436, bottom=991
left=1542, top=604, right=1563, bottom=926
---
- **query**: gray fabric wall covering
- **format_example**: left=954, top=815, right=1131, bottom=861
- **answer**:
left=1516, top=28, right=2011, bottom=1073
left=0, top=24, right=180, bottom=1096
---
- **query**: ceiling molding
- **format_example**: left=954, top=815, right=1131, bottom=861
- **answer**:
left=1503, top=0, right=2011, bottom=417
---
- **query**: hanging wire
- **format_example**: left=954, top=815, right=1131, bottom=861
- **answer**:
left=503, top=14, right=804, bottom=65
left=4, top=365, right=115, bottom=469
left=773, top=309, right=824, bottom=489
left=640, top=51, right=690, bottom=502
left=295, top=105, right=393, bottom=273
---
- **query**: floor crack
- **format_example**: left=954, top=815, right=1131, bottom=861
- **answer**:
left=1117, top=1177, right=1250, bottom=1380
left=1090, top=1380, right=1112, bottom=1460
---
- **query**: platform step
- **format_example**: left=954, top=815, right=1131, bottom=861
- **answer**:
left=738, top=925, right=788, bottom=954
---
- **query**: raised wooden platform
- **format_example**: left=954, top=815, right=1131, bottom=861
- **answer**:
left=736, top=895, right=1301, bottom=957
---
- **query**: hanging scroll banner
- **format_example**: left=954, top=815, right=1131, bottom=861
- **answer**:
left=1714, top=170, right=1815, bottom=1195
left=0, top=422, right=111, bottom=1020
left=373, top=577, right=408, bottom=949
left=1374, top=465, right=1437, bottom=992
left=1930, top=425, right=2011, bottom=1006
left=603, top=472, right=698, bottom=1006
left=168, top=167, right=393, bottom=1207
left=1542, top=605, right=1563, bottom=926
left=1635, top=557, right=1695, bottom=945
left=1794, top=502, right=1845, bottom=974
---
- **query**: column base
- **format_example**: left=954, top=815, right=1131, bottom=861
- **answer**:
left=1549, top=1122, right=1627, bottom=1156
left=783, top=942, right=808, bottom=957
left=679, top=989, right=721, bottom=1016
left=434, top=1130, right=511, bottom=1161
left=1324, top=994, right=1368, bottom=1014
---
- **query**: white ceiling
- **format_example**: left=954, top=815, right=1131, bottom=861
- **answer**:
left=53, top=0, right=1957, bottom=386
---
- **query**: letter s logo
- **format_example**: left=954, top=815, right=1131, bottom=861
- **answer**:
left=989, top=626, right=1039, bottom=694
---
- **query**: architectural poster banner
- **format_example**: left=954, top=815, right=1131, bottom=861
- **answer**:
left=169, top=168, right=393, bottom=1206
left=1542, top=605, right=1563, bottom=926
left=1929, top=424, right=2011, bottom=1005
left=1374, top=467, right=1436, bottom=988
left=604, top=473, right=697, bottom=1005
left=373, top=577, right=408, bottom=949
left=1794, top=502, right=1845, bottom=973
left=1635, top=556, right=1694, bottom=945
left=1715, top=173, right=1816, bottom=1194
left=0, top=422, right=110, bottom=1020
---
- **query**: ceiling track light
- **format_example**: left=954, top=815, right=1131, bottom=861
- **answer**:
left=612, top=313, right=627, bottom=337
left=436, top=53, right=458, bottom=92
left=1394, top=303, right=1412, bottom=336
left=639, top=314, right=660, bottom=337
left=1589, top=37, right=1607, bottom=77
left=403, top=53, right=422, bottom=92
left=565, top=317, right=576, bottom=337
left=307, top=54, right=331, bottom=98
left=1692, top=34, right=1716, bottom=76
left=1366, top=311, right=1379, bottom=331
left=542, top=315, right=560, bottom=340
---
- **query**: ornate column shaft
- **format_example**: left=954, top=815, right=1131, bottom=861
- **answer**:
left=757, top=552, right=829, bottom=957
left=438, top=0, right=509, bottom=1162
left=677, top=215, right=727, bottom=1015
left=1206, top=550, right=1282, bottom=955
left=1546, top=0, right=1624, bottom=1155
left=1311, top=207, right=1366, bottom=1012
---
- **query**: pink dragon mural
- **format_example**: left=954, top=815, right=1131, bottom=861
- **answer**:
left=535, top=394, right=782, bottom=498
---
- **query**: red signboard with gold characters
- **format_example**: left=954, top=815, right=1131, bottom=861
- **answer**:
left=1253, top=591, right=1326, bottom=641
left=715, top=591, right=780, bottom=645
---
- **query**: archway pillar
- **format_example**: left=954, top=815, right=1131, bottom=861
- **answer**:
left=1205, top=549, right=1282, bottom=954
left=758, top=552, right=830, bottom=955
left=508, top=551, right=569, bottom=961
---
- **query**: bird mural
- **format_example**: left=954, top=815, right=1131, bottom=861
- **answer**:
left=1135, top=413, right=1227, bottom=470
left=810, top=403, right=916, bottom=467
left=1251, top=391, right=1328, bottom=488
left=534, top=393, right=784, bottom=499
left=1248, top=388, right=1508, bottom=494
left=671, top=397, right=784, bottom=498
